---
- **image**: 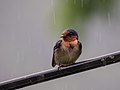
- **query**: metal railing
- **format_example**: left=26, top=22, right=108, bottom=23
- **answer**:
left=0, top=51, right=120, bottom=90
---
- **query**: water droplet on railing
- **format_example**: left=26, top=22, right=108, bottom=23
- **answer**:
left=101, top=58, right=107, bottom=66
left=109, top=55, right=114, bottom=59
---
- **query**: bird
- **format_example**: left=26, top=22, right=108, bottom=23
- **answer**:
left=52, top=29, right=82, bottom=68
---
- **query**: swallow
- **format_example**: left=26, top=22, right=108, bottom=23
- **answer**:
left=52, top=29, right=82, bottom=68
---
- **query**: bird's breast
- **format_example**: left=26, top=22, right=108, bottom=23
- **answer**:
left=54, top=44, right=80, bottom=66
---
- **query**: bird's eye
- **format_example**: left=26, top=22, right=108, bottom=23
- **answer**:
left=67, top=32, right=73, bottom=37
left=70, top=32, right=73, bottom=35
left=66, top=32, right=73, bottom=37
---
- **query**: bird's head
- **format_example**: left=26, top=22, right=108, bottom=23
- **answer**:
left=61, top=29, right=78, bottom=42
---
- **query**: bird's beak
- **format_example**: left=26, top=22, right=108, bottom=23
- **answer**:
left=60, top=34, right=66, bottom=38
left=60, top=35, right=63, bottom=38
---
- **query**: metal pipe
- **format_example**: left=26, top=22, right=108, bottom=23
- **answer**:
left=0, top=51, right=120, bottom=90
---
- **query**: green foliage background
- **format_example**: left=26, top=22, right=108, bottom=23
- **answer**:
left=51, top=0, right=114, bottom=33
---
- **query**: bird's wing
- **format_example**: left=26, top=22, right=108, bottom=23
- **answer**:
left=78, top=41, right=82, bottom=54
left=52, top=40, right=62, bottom=67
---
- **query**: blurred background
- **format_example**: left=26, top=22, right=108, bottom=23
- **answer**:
left=0, top=0, right=120, bottom=90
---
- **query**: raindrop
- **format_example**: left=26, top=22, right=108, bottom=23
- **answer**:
left=107, top=12, right=111, bottom=26
left=11, top=51, right=20, bottom=77
left=81, top=0, right=84, bottom=8
left=51, top=0, right=53, bottom=8
left=98, top=31, right=102, bottom=43
left=74, top=0, right=77, bottom=4
left=53, top=11, right=56, bottom=25
left=51, top=0, right=56, bottom=25
left=66, top=0, right=68, bottom=3
left=90, top=88, right=94, bottom=90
